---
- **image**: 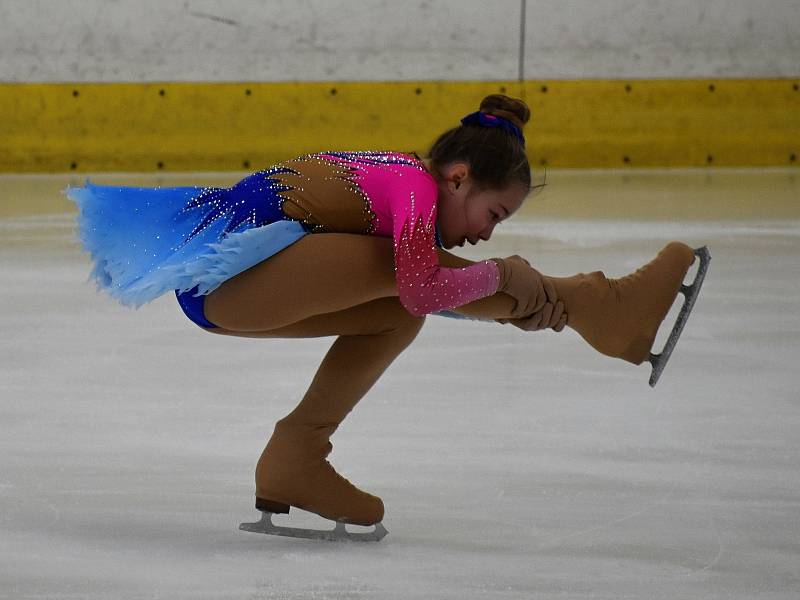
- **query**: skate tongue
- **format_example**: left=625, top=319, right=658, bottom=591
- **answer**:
left=239, top=510, right=388, bottom=542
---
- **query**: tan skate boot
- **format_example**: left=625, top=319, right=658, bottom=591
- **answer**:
left=549, top=241, right=697, bottom=364
left=255, top=416, right=384, bottom=526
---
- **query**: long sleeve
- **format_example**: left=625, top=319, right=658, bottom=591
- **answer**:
left=389, top=174, right=501, bottom=316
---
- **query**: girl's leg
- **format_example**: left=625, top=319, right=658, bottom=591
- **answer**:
left=208, top=232, right=693, bottom=365
left=204, top=233, right=398, bottom=332
left=438, top=243, right=698, bottom=365
left=253, top=297, right=424, bottom=525
left=203, top=233, right=520, bottom=333
left=204, top=239, right=425, bottom=524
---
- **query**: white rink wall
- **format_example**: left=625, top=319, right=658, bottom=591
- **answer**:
left=1, top=0, right=798, bottom=82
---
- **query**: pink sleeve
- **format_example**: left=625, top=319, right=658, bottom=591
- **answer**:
left=391, top=174, right=501, bottom=316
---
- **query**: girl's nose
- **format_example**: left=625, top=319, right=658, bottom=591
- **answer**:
left=480, top=224, right=496, bottom=241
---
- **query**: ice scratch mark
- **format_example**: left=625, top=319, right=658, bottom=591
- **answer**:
left=188, top=11, right=239, bottom=27
left=694, top=465, right=724, bottom=573
left=44, top=500, right=61, bottom=528
left=696, top=515, right=724, bottom=572
left=537, top=480, right=678, bottom=549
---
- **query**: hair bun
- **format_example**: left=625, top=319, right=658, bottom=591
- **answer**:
left=479, top=94, right=530, bottom=130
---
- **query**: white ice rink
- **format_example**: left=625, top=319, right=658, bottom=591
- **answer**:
left=1, top=169, right=799, bottom=599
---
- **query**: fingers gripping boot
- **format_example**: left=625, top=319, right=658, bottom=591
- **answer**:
left=551, top=241, right=696, bottom=364
left=255, top=418, right=384, bottom=526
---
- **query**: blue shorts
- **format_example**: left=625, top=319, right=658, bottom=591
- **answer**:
left=175, top=286, right=219, bottom=329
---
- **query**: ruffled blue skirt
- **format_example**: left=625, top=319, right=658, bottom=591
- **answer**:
left=66, top=175, right=309, bottom=309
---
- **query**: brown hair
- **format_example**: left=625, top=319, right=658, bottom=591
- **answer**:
left=427, top=94, right=533, bottom=192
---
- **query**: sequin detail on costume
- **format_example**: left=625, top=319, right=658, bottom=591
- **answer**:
left=269, top=154, right=377, bottom=235
left=317, top=151, right=430, bottom=237
left=176, top=168, right=297, bottom=250
left=392, top=189, right=501, bottom=316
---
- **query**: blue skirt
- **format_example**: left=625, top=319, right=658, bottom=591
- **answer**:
left=66, top=171, right=309, bottom=310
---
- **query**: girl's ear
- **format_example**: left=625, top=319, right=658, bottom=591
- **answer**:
left=444, top=163, right=469, bottom=192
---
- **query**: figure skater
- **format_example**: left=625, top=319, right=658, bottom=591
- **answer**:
left=67, top=94, right=707, bottom=541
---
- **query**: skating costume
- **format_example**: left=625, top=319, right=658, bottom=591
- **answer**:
left=66, top=151, right=500, bottom=328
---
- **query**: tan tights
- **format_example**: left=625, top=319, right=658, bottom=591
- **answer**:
left=200, top=233, right=694, bottom=523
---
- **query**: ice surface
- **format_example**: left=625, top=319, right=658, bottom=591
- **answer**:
left=1, top=170, right=799, bottom=599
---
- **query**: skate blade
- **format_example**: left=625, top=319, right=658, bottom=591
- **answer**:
left=239, top=511, right=388, bottom=542
left=648, top=246, right=711, bottom=387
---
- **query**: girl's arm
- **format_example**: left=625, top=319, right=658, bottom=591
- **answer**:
left=437, top=248, right=567, bottom=330
left=435, top=248, right=518, bottom=320
left=390, top=180, right=502, bottom=316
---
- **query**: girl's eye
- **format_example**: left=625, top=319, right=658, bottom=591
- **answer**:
left=491, top=212, right=500, bottom=222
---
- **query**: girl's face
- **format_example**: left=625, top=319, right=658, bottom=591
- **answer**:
left=430, top=162, right=527, bottom=250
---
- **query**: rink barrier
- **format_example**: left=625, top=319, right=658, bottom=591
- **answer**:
left=0, top=79, right=798, bottom=172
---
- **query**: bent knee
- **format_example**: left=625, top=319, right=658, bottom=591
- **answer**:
left=375, top=297, right=426, bottom=338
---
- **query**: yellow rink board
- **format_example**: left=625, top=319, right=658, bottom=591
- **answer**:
left=0, top=79, right=797, bottom=172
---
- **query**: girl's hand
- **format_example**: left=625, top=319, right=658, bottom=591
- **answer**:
left=498, top=300, right=568, bottom=332
left=495, top=272, right=568, bottom=332
left=492, top=255, right=553, bottom=319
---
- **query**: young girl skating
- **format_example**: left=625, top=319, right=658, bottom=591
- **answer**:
left=67, top=94, right=708, bottom=541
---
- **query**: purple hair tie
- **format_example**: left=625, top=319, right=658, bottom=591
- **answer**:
left=460, top=111, right=525, bottom=147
